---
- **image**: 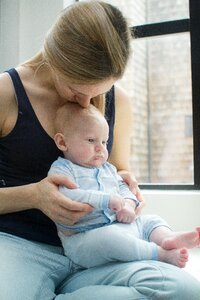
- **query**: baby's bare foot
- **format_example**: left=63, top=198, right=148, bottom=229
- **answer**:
left=158, top=247, right=188, bottom=268
left=162, top=230, right=200, bottom=250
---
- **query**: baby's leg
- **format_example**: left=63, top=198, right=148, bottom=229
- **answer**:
left=150, top=226, right=200, bottom=250
left=60, top=223, right=161, bottom=268
left=108, top=223, right=189, bottom=268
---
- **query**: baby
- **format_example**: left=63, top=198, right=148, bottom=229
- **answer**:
left=48, top=102, right=200, bottom=269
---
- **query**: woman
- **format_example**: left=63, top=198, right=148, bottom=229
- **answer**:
left=0, top=1, right=199, bottom=299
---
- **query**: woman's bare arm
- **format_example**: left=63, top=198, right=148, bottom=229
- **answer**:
left=0, top=175, right=92, bottom=225
left=108, top=85, right=145, bottom=211
left=0, top=174, right=93, bottom=226
left=108, top=85, right=132, bottom=171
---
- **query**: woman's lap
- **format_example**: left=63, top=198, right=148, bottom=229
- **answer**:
left=0, top=232, right=199, bottom=300
left=63, top=260, right=200, bottom=300
left=0, top=232, right=70, bottom=299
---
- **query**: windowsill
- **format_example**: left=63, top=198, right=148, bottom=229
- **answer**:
left=142, top=189, right=200, bottom=196
left=140, top=190, right=200, bottom=231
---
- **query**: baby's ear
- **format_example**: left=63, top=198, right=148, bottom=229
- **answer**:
left=54, top=133, right=68, bottom=151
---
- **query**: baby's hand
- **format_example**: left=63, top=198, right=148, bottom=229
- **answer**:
left=118, top=170, right=145, bottom=216
left=116, top=199, right=136, bottom=224
left=109, top=195, right=125, bottom=212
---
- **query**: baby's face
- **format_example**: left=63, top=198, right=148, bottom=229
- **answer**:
left=64, top=116, right=109, bottom=168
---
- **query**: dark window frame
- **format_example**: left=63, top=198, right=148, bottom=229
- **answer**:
left=131, top=0, right=200, bottom=190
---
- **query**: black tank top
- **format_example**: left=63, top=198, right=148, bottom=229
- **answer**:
left=0, top=68, right=115, bottom=245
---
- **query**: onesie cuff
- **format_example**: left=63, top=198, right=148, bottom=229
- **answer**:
left=102, top=194, right=110, bottom=210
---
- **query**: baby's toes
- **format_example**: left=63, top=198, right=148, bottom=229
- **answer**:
left=180, top=248, right=189, bottom=260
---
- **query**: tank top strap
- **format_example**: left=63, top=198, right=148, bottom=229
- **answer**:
left=5, top=68, right=33, bottom=113
left=105, top=85, right=115, bottom=154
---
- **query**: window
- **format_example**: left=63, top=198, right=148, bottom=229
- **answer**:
left=128, top=33, right=193, bottom=186
left=132, top=0, right=200, bottom=190
left=79, top=0, right=200, bottom=190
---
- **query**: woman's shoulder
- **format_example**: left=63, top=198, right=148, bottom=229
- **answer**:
left=0, top=71, right=15, bottom=98
left=0, top=71, right=18, bottom=137
left=0, top=72, right=14, bottom=112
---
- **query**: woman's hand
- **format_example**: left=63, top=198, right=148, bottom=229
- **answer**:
left=117, top=170, right=145, bottom=215
left=34, top=174, right=93, bottom=225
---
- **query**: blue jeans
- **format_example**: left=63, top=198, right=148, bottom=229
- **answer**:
left=59, top=215, right=168, bottom=268
left=0, top=232, right=200, bottom=300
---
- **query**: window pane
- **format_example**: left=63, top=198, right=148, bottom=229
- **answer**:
left=118, top=33, right=193, bottom=184
left=103, top=0, right=189, bottom=26
left=146, top=0, right=189, bottom=24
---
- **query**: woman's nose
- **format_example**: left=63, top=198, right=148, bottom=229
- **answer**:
left=76, top=95, right=91, bottom=108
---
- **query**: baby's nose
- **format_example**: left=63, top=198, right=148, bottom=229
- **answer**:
left=95, top=144, right=103, bottom=151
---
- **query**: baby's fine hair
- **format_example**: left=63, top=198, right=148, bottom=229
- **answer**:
left=55, top=102, right=106, bottom=133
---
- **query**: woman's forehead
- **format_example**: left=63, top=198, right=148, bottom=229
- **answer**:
left=63, top=77, right=116, bottom=97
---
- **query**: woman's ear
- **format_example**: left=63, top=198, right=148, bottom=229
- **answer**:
left=54, top=133, right=68, bottom=151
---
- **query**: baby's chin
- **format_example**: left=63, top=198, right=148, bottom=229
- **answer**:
left=83, top=160, right=105, bottom=168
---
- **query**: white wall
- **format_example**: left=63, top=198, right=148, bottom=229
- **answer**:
left=18, top=0, right=63, bottom=64
left=0, top=0, right=68, bottom=71
left=142, top=190, right=200, bottom=231
left=0, top=0, right=20, bottom=71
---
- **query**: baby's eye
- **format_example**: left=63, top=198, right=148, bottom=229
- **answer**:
left=88, top=139, right=95, bottom=143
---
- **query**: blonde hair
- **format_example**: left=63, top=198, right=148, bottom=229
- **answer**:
left=55, top=102, right=107, bottom=134
left=23, top=1, right=131, bottom=113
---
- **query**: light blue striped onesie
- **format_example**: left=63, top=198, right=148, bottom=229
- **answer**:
left=48, top=157, right=170, bottom=268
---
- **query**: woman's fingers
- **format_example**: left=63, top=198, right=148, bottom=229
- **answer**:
left=48, top=174, right=78, bottom=189
left=55, top=207, right=91, bottom=225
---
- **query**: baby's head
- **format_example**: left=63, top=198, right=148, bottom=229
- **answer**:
left=54, top=102, right=109, bottom=168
